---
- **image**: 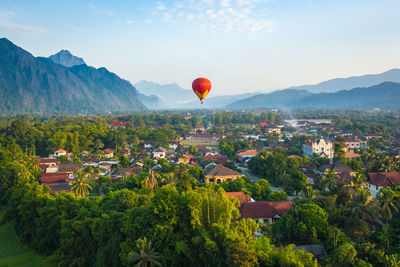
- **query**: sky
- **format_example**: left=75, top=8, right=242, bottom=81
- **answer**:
left=1, top=0, right=400, bottom=96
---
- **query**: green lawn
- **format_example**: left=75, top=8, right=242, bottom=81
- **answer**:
left=0, top=210, right=52, bottom=267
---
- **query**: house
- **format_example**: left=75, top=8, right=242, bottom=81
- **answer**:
left=102, top=148, right=114, bottom=158
left=178, top=153, right=195, bottom=164
left=260, top=122, right=268, bottom=127
left=40, top=172, right=73, bottom=195
left=168, top=141, right=181, bottom=150
left=144, top=141, right=158, bottom=149
left=58, top=164, right=83, bottom=173
left=205, top=164, right=243, bottom=184
left=303, top=138, right=333, bottom=159
left=110, top=121, right=133, bottom=128
left=152, top=147, right=166, bottom=159
left=266, top=124, right=281, bottom=134
left=119, top=148, right=131, bottom=156
left=37, top=157, right=61, bottom=173
left=343, top=137, right=364, bottom=151
left=66, top=153, right=74, bottom=160
left=203, top=155, right=229, bottom=164
left=185, top=134, right=224, bottom=142
left=194, top=125, right=205, bottom=133
left=131, top=162, right=144, bottom=175
left=225, top=192, right=253, bottom=205
left=317, top=161, right=356, bottom=184
left=53, top=149, right=67, bottom=157
left=344, top=151, right=361, bottom=160
left=368, top=172, right=400, bottom=198
left=236, top=149, right=258, bottom=158
left=239, top=201, right=293, bottom=224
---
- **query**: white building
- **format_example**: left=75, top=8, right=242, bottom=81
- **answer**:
left=303, top=138, right=333, bottom=159
left=152, top=147, right=166, bottom=159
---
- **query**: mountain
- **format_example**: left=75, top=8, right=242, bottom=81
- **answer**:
left=137, top=92, right=165, bottom=109
left=227, top=89, right=313, bottom=109
left=291, top=82, right=400, bottom=109
left=135, top=81, right=195, bottom=108
left=49, top=50, right=85, bottom=67
left=0, top=38, right=146, bottom=114
left=286, top=69, right=400, bottom=93
left=228, top=82, right=400, bottom=110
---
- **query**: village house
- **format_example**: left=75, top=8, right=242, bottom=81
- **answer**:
left=239, top=201, right=293, bottom=224
left=368, top=172, right=400, bottom=198
left=119, top=148, right=131, bottom=156
left=102, top=148, right=114, bottom=159
left=40, top=172, right=73, bottom=194
left=343, top=136, right=364, bottom=151
left=203, top=155, right=229, bottom=164
left=317, top=160, right=356, bottom=184
left=168, top=141, right=181, bottom=150
left=344, top=150, right=361, bottom=160
left=225, top=192, right=254, bottom=205
left=194, top=125, right=205, bottom=133
left=236, top=149, right=258, bottom=159
left=185, top=133, right=224, bottom=142
left=303, top=138, right=333, bottom=159
left=58, top=163, right=83, bottom=173
left=205, top=164, right=243, bottom=184
left=152, top=147, right=166, bottom=159
left=51, top=149, right=67, bottom=157
left=266, top=124, right=281, bottom=134
left=37, top=157, right=61, bottom=173
left=131, top=162, right=144, bottom=176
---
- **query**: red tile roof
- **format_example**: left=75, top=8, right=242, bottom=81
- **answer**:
left=368, top=172, right=400, bottom=186
left=344, top=151, right=361, bottom=159
left=204, top=155, right=229, bottom=163
left=40, top=172, right=71, bottom=184
left=225, top=192, right=251, bottom=205
left=240, top=201, right=293, bottom=219
left=206, top=164, right=242, bottom=177
left=102, top=148, right=114, bottom=154
left=236, top=149, right=258, bottom=157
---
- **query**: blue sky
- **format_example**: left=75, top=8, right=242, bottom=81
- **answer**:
left=1, top=0, right=400, bottom=96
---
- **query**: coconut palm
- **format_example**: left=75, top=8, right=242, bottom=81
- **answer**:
left=71, top=170, right=92, bottom=197
left=308, top=153, right=321, bottom=168
left=127, top=237, right=161, bottom=267
left=379, top=188, right=399, bottom=251
left=145, top=170, right=158, bottom=189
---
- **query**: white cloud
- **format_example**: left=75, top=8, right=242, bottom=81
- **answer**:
left=146, top=0, right=274, bottom=33
left=156, top=2, right=167, bottom=10
left=144, top=19, right=153, bottom=24
left=126, top=20, right=133, bottom=25
left=0, top=10, right=46, bottom=35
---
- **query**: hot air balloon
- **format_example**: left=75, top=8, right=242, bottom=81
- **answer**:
left=192, top=77, right=211, bottom=104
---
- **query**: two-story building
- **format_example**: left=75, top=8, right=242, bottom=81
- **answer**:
left=303, top=138, right=333, bottom=159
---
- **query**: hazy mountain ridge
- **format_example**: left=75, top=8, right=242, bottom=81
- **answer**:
left=227, top=89, right=314, bottom=109
left=286, top=68, right=400, bottom=93
left=0, top=38, right=146, bottom=114
left=228, top=82, right=400, bottom=110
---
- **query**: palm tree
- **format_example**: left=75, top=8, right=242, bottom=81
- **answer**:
left=71, top=170, right=93, bottom=197
left=380, top=156, right=395, bottom=173
left=127, top=237, right=161, bottom=267
left=145, top=170, right=158, bottom=189
left=379, top=188, right=399, bottom=251
left=319, top=169, right=340, bottom=194
left=344, top=172, right=366, bottom=198
left=308, top=153, right=320, bottom=168
left=345, top=187, right=378, bottom=237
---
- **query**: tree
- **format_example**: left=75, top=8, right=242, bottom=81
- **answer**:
left=379, top=189, right=399, bottom=251
left=127, top=237, right=162, bottom=267
left=145, top=170, right=158, bottom=190
left=71, top=170, right=93, bottom=197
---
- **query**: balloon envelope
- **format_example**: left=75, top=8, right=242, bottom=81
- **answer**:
left=192, top=77, right=211, bottom=104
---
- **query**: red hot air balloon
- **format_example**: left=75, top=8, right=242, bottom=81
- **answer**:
left=192, top=77, right=211, bottom=104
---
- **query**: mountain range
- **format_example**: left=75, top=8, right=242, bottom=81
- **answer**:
left=0, top=38, right=146, bottom=114
left=228, top=82, right=400, bottom=110
left=1, top=38, right=400, bottom=113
